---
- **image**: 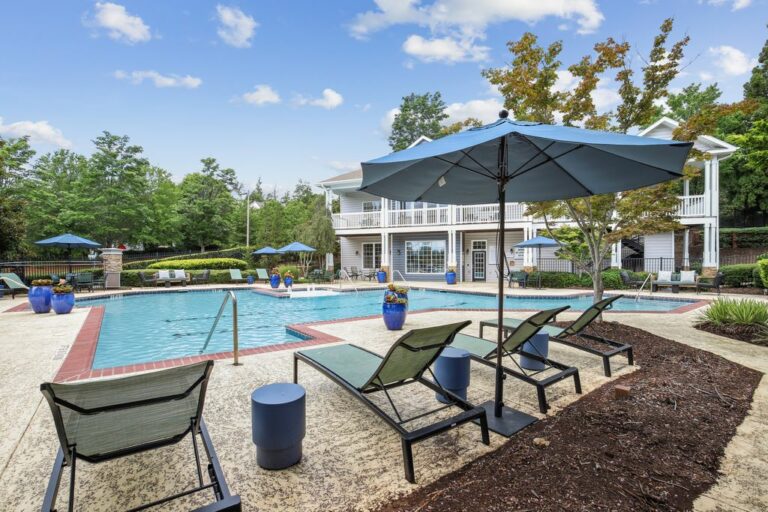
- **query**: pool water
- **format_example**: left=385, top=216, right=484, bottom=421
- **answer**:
left=83, top=289, right=690, bottom=369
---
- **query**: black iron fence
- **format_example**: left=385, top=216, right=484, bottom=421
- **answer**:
left=535, top=258, right=611, bottom=273
left=0, top=260, right=101, bottom=284
left=123, top=249, right=197, bottom=262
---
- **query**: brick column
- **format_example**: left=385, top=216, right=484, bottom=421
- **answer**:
left=101, top=248, right=123, bottom=289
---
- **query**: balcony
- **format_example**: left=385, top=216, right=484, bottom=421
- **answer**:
left=388, top=207, right=450, bottom=227
left=454, top=203, right=525, bottom=224
left=331, top=211, right=381, bottom=229
left=677, top=195, right=706, bottom=217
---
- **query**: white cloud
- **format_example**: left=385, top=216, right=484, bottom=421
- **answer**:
left=295, top=88, right=344, bottom=109
left=553, top=70, right=577, bottom=92
left=0, top=117, right=71, bottom=148
left=216, top=5, right=258, bottom=48
left=709, top=45, right=757, bottom=75
left=701, top=0, right=752, bottom=10
left=89, top=2, right=151, bottom=44
left=350, top=0, right=604, bottom=39
left=241, top=84, right=281, bottom=105
left=114, top=70, right=202, bottom=88
left=699, top=71, right=715, bottom=81
left=380, top=107, right=400, bottom=135
left=551, top=71, right=620, bottom=112
left=444, top=98, right=503, bottom=124
left=402, top=34, right=489, bottom=63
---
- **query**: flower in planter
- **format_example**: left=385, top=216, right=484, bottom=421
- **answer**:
left=271, top=267, right=281, bottom=276
left=53, top=284, right=73, bottom=294
left=395, top=287, right=409, bottom=295
left=283, top=270, right=294, bottom=279
left=387, top=283, right=396, bottom=291
left=384, top=294, right=407, bottom=305
left=32, top=279, right=53, bottom=286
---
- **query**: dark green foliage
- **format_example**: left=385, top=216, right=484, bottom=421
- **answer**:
left=697, top=298, right=768, bottom=326
left=530, top=269, right=647, bottom=289
left=120, top=269, right=254, bottom=287
left=719, top=227, right=768, bottom=248
left=147, top=258, right=248, bottom=270
left=720, top=264, right=762, bottom=287
left=388, top=92, right=448, bottom=151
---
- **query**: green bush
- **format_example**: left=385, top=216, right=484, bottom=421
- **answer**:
left=759, top=259, right=768, bottom=288
left=124, top=246, right=254, bottom=269
left=720, top=227, right=768, bottom=248
left=531, top=268, right=648, bottom=290
left=121, top=268, right=257, bottom=287
left=720, top=264, right=760, bottom=287
left=758, top=252, right=768, bottom=263
left=147, top=258, right=247, bottom=270
left=697, top=298, right=768, bottom=326
left=277, top=264, right=300, bottom=278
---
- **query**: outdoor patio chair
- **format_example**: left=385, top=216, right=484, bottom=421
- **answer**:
left=677, top=270, right=698, bottom=289
left=479, top=296, right=633, bottom=377
left=344, top=266, right=360, bottom=280
left=192, top=269, right=211, bottom=285
left=651, top=270, right=677, bottom=292
left=450, top=307, right=581, bottom=414
left=619, top=270, right=646, bottom=290
left=294, top=321, right=490, bottom=483
left=255, top=268, right=270, bottom=283
left=138, top=271, right=158, bottom=287
left=74, top=272, right=94, bottom=293
left=0, top=272, right=29, bottom=298
left=229, top=269, right=246, bottom=283
left=39, top=361, right=241, bottom=512
left=696, top=272, right=724, bottom=295
left=157, top=270, right=187, bottom=287
left=507, top=271, right=528, bottom=288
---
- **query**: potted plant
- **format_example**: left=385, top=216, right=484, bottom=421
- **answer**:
left=51, top=284, right=75, bottom=315
left=28, top=279, right=53, bottom=314
left=246, top=273, right=255, bottom=285
left=283, top=270, right=294, bottom=288
left=445, top=266, right=457, bottom=285
left=382, top=294, right=408, bottom=330
left=269, top=268, right=281, bottom=289
left=376, top=268, right=387, bottom=283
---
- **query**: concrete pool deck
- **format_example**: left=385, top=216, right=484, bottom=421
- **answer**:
left=0, top=284, right=766, bottom=511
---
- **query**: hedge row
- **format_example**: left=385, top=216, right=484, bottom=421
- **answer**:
left=759, top=260, right=768, bottom=289
left=719, top=227, right=768, bottom=249
left=720, top=264, right=765, bottom=288
left=147, top=258, right=248, bottom=270
left=529, top=269, right=648, bottom=289
left=120, top=269, right=262, bottom=287
left=124, top=246, right=251, bottom=269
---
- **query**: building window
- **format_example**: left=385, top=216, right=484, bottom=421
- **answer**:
left=472, top=240, right=487, bottom=251
left=405, top=241, right=446, bottom=274
left=362, top=200, right=381, bottom=212
left=362, top=242, right=382, bottom=269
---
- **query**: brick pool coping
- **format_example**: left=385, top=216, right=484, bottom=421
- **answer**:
left=49, top=292, right=708, bottom=382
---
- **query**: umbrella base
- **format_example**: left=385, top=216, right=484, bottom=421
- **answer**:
left=473, top=401, right=537, bottom=437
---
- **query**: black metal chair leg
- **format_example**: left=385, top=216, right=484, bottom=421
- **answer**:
left=401, top=439, right=415, bottom=483
left=573, top=370, right=582, bottom=394
left=602, top=356, right=612, bottom=377
left=41, top=449, right=65, bottom=512
left=627, top=347, right=634, bottom=366
left=68, top=447, right=77, bottom=512
left=536, top=385, right=548, bottom=413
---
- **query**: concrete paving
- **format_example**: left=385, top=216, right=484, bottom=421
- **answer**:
left=0, top=283, right=765, bottom=511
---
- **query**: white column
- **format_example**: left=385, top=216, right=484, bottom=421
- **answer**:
left=381, top=198, right=389, bottom=228
left=380, top=231, right=389, bottom=266
left=447, top=229, right=457, bottom=268
left=683, top=228, right=690, bottom=269
left=610, top=242, right=622, bottom=268
left=704, top=159, right=712, bottom=217
left=703, top=223, right=714, bottom=268
left=683, top=179, right=690, bottom=197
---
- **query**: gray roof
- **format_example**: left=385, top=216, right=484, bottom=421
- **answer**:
left=319, top=169, right=362, bottom=184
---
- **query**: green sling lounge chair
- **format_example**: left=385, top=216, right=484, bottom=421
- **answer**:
left=255, top=268, right=270, bottom=283
left=294, top=321, right=490, bottom=483
left=478, top=295, right=633, bottom=377
left=0, top=272, right=29, bottom=298
left=229, top=269, right=246, bottom=284
left=451, top=307, right=581, bottom=414
left=40, top=361, right=241, bottom=512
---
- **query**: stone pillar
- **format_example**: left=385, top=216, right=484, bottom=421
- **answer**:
left=101, top=248, right=123, bottom=289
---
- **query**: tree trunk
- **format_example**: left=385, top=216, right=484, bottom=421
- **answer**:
left=199, top=244, right=205, bottom=253
left=592, top=266, right=604, bottom=322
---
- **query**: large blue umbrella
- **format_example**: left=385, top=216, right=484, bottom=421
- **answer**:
left=361, top=112, right=692, bottom=435
left=515, top=236, right=561, bottom=289
left=252, top=246, right=283, bottom=255
left=277, top=242, right=316, bottom=253
left=35, top=233, right=102, bottom=273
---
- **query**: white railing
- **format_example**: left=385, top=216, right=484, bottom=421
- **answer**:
left=454, top=203, right=525, bottom=224
left=331, top=211, right=382, bottom=229
left=677, top=195, right=706, bottom=217
left=388, top=207, right=451, bottom=227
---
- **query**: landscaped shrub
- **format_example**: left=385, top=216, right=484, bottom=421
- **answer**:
left=277, top=264, right=300, bottom=278
left=720, top=264, right=761, bottom=287
left=719, top=227, right=768, bottom=248
left=531, top=268, right=648, bottom=290
left=697, top=298, right=768, bottom=326
left=124, top=246, right=254, bottom=269
left=121, top=268, right=257, bottom=286
left=759, top=259, right=768, bottom=289
left=147, top=258, right=247, bottom=270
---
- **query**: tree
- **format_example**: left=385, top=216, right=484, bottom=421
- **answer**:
left=0, top=137, right=35, bottom=258
left=297, top=196, right=336, bottom=272
left=142, top=167, right=181, bottom=248
left=744, top=25, right=768, bottom=101
left=665, top=83, right=722, bottom=122
left=438, top=117, right=483, bottom=137
left=178, top=164, right=237, bottom=252
left=487, top=19, right=690, bottom=305
left=389, top=92, right=448, bottom=151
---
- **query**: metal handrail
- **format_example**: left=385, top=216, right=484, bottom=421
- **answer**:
left=199, top=291, right=240, bottom=365
left=392, top=269, right=410, bottom=288
left=635, top=274, right=653, bottom=302
left=337, top=269, right=359, bottom=295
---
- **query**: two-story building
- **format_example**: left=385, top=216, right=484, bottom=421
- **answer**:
left=319, top=117, right=737, bottom=282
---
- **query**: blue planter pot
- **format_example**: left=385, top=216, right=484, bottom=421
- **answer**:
left=51, top=292, right=75, bottom=315
left=28, top=286, right=52, bottom=314
left=445, top=271, right=456, bottom=285
left=376, top=271, right=387, bottom=283
left=284, top=276, right=293, bottom=288
left=247, top=275, right=255, bottom=285
left=382, top=302, right=407, bottom=330
left=270, top=275, right=280, bottom=288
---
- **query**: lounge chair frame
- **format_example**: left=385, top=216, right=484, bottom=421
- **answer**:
left=481, top=296, right=633, bottom=377
left=40, top=362, right=240, bottom=512
left=293, top=323, right=490, bottom=483
left=466, top=307, right=580, bottom=413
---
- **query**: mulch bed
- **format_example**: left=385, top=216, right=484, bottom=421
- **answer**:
left=374, top=322, right=762, bottom=512
left=695, top=321, right=768, bottom=346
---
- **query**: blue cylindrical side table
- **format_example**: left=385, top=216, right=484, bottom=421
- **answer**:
left=434, top=347, right=471, bottom=404
left=520, top=332, right=549, bottom=371
left=251, top=383, right=306, bottom=470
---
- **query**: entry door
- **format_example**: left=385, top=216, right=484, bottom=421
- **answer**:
left=471, top=240, right=487, bottom=281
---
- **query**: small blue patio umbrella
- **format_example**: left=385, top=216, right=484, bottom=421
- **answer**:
left=277, top=242, right=316, bottom=276
left=515, top=236, right=561, bottom=289
left=252, top=246, right=283, bottom=255
left=35, top=233, right=102, bottom=272
left=360, top=111, right=693, bottom=436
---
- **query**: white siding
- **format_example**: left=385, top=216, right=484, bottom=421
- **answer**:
left=340, top=235, right=380, bottom=271
left=339, top=191, right=381, bottom=214
left=462, top=230, right=523, bottom=281
left=643, top=232, right=675, bottom=271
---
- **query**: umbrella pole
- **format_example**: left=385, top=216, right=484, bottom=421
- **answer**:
left=494, top=180, right=505, bottom=418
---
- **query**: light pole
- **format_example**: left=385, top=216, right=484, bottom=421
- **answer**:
left=245, top=188, right=251, bottom=248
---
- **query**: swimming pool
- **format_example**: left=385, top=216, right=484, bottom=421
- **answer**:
left=82, top=289, right=693, bottom=369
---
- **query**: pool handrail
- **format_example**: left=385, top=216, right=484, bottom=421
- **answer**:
left=200, top=290, right=240, bottom=365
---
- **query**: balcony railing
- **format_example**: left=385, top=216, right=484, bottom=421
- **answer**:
left=388, top=207, right=450, bottom=227
left=454, top=203, right=525, bottom=224
left=331, top=211, right=381, bottom=229
left=677, top=195, right=706, bottom=217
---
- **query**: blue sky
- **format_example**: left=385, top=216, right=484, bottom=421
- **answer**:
left=1, top=1, right=765, bottom=193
